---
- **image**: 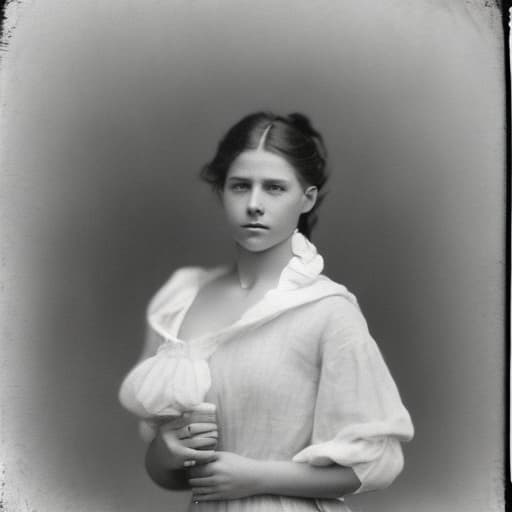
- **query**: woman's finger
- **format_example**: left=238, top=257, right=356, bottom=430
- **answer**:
left=187, top=459, right=216, bottom=478
left=195, top=429, right=218, bottom=439
left=182, top=436, right=218, bottom=450
left=183, top=449, right=217, bottom=466
left=158, top=412, right=217, bottom=432
left=176, top=423, right=218, bottom=440
left=160, top=431, right=190, bottom=456
left=175, top=424, right=192, bottom=440
left=185, top=411, right=217, bottom=424
left=189, top=423, right=218, bottom=435
left=188, top=476, right=216, bottom=487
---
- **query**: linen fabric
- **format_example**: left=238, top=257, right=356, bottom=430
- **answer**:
left=118, top=233, right=414, bottom=511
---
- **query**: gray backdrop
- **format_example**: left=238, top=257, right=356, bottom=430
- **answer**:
left=0, top=1, right=505, bottom=511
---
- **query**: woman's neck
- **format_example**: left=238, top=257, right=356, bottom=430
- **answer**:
left=232, top=235, right=294, bottom=291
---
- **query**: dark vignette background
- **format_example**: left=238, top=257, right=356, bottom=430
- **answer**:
left=0, top=1, right=505, bottom=511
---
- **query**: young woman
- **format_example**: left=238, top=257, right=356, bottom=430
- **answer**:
left=119, top=112, right=414, bottom=512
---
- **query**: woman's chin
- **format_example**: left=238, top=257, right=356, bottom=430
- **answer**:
left=234, top=236, right=275, bottom=253
left=238, top=242, right=272, bottom=253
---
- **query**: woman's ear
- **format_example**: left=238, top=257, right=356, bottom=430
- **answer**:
left=301, top=186, right=318, bottom=214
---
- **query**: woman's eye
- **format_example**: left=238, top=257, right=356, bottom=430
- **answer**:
left=266, top=184, right=285, bottom=193
left=231, top=183, right=249, bottom=191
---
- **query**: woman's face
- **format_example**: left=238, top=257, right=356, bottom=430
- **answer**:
left=221, top=149, right=317, bottom=252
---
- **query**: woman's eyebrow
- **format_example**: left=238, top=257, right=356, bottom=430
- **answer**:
left=226, top=176, right=290, bottom=185
left=226, top=176, right=251, bottom=182
left=262, top=179, right=290, bottom=186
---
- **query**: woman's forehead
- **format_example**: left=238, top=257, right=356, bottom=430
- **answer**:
left=227, top=150, right=298, bottom=181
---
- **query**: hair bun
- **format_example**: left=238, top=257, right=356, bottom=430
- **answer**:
left=287, top=112, right=327, bottom=161
left=287, top=113, right=316, bottom=135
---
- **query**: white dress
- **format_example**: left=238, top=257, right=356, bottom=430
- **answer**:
left=119, top=233, right=414, bottom=512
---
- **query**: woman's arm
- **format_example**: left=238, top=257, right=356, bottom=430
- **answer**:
left=188, top=451, right=361, bottom=502
left=255, top=458, right=361, bottom=499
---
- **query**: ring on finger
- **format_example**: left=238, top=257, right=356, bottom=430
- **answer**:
left=180, top=425, right=191, bottom=439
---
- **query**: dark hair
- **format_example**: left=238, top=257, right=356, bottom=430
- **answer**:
left=200, top=111, right=329, bottom=240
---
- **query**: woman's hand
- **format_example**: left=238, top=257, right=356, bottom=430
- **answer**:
left=155, top=428, right=218, bottom=470
left=188, top=451, right=262, bottom=501
left=145, top=405, right=220, bottom=489
left=145, top=430, right=217, bottom=490
left=158, top=409, right=219, bottom=469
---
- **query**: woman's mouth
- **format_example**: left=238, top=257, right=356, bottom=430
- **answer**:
left=242, top=223, right=269, bottom=230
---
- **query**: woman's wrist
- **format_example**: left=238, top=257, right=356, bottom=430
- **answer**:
left=247, top=458, right=268, bottom=495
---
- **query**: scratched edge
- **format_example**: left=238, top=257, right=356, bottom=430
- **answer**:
left=0, top=0, right=8, bottom=505
left=504, top=0, right=512, bottom=511
left=1, top=0, right=8, bottom=507
left=0, top=1, right=19, bottom=511
left=0, top=0, right=5, bottom=505
left=0, top=0, right=18, bottom=57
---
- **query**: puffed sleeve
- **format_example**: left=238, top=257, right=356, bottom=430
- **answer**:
left=118, top=266, right=198, bottom=441
left=292, top=299, right=414, bottom=495
left=119, top=266, right=219, bottom=442
left=117, top=324, right=162, bottom=443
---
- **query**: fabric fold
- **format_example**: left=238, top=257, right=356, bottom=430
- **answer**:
left=119, top=340, right=212, bottom=417
left=289, top=299, right=414, bottom=495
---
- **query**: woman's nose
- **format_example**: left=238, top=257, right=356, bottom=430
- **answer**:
left=247, top=188, right=264, bottom=216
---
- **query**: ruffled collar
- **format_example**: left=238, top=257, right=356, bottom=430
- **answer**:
left=275, top=229, right=325, bottom=290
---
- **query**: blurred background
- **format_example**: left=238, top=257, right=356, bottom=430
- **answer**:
left=0, top=1, right=505, bottom=511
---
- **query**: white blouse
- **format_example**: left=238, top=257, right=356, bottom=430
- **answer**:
left=119, top=232, right=414, bottom=512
